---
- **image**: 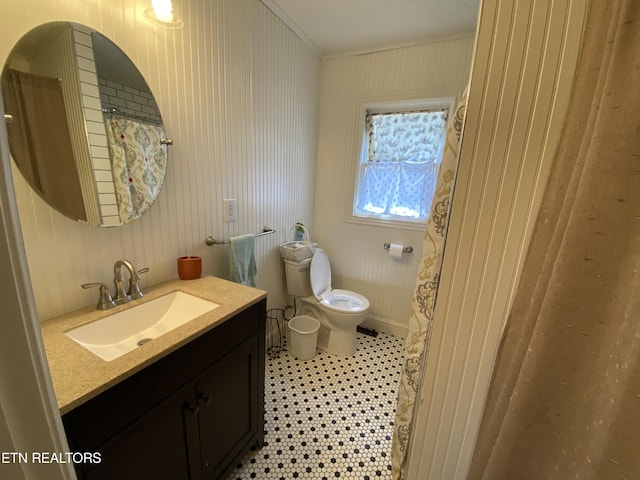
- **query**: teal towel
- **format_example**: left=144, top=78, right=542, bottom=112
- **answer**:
left=229, top=234, right=257, bottom=287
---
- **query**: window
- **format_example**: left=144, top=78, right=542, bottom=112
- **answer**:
left=352, top=101, right=450, bottom=226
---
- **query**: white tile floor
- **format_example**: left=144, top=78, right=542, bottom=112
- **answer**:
left=225, top=330, right=404, bottom=480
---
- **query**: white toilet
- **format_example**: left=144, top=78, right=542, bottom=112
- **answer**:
left=284, top=249, right=370, bottom=356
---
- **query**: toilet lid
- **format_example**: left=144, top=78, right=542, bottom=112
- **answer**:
left=310, top=249, right=331, bottom=300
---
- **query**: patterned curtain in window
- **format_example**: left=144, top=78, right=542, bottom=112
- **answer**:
left=367, top=110, right=447, bottom=163
left=356, top=110, right=447, bottom=219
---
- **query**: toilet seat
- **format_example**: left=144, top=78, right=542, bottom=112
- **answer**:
left=320, top=289, right=369, bottom=313
left=310, top=250, right=369, bottom=313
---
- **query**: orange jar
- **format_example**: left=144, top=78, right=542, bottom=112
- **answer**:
left=177, top=256, right=202, bottom=280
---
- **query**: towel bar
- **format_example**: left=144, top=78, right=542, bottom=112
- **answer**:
left=205, top=227, right=275, bottom=246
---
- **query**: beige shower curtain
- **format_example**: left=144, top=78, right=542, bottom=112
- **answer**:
left=2, top=69, right=87, bottom=221
left=391, top=89, right=467, bottom=479
left=468, top=1, right=640, bottom=478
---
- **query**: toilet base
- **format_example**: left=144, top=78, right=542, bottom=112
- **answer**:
left=317, top=324, right=359, bottom=356
left=297, top=297, right=367, bottom=357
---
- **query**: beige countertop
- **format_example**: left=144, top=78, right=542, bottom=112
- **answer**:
left=40, top=276, right=266, bottom=415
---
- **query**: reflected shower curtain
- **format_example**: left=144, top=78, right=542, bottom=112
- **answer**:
left=468, top=1, right=640, bottom=479
left=105, top=118, right=167, bottom=224
left=2, top=69, right=87, bottom=221
left=391, top=90, right=468, bottom=479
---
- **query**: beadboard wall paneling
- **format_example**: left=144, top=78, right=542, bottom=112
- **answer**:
left=406, top=0, right=588, bottom=478
left=253, top=1, right=320, bottom=296
left=314, top=37, right=475, bottom=335
left=1, top=0, right=320, bottom=321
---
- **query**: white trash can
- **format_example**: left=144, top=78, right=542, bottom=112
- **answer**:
left=288, top=315, right=320, bottom=361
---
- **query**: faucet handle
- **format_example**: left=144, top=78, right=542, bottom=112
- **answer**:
left=81, top=283, right=117, bottom=310
left=128, top=267, right=149, bottom=300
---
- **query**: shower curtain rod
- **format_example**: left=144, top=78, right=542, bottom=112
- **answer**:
left=102, top=107, right=162, bottom=126
left=102, top=107, right=173, bottom=145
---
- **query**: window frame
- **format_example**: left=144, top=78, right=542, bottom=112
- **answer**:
left=347, top=96, right=456, bottom=231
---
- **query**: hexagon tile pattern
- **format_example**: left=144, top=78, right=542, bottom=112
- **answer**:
left=226, top=331, right=404, bottom=480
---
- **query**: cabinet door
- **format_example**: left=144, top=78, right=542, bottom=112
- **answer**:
left=76, top=382, right=197, bottom=480
left=196, top=338, right=260, bottom=479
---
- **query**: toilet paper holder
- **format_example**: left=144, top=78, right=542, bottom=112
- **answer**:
left=383, top=243, right=413, bottom=254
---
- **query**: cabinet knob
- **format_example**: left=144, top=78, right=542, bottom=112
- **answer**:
left=197, top=390, right=212, bottom=405
left=185, top=402, right=199, bottom=416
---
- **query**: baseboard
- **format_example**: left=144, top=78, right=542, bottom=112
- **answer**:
left=361, top=314, right=407, bottom=339
left=269, top=313, right=408, bottom=346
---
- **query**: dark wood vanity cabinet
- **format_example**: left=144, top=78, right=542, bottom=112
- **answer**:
left=63, top=299, right=266, bottom=480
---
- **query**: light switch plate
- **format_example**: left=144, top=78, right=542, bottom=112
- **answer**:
left=224, top=198, right=237, bottom=222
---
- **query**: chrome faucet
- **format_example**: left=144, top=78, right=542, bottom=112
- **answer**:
left=113, top=259, right=149, bottom=305
left=81, top=261, right=149, bottom=310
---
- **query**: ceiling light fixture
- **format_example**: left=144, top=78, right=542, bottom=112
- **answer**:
left=144, top=0, right=183, bottom=29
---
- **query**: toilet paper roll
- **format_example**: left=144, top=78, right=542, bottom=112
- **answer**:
left=388, top=243, right=404, bottom=259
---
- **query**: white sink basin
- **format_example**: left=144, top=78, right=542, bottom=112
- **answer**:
left=65, top=291, right=219, bottom=361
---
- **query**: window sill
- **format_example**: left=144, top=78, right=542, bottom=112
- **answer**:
left=346, top=213, right=427, bottom=232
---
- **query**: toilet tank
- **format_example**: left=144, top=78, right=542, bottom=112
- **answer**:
left=284, top=257, right=312, bottom=297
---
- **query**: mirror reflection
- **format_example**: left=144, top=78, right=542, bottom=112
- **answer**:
left=2, top=22, right=168, bottom=227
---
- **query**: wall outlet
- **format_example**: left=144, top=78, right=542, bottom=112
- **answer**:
left=224, top=198, right=237, bottom=222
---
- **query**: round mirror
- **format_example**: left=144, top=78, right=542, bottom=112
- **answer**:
left=2, top=22, right=169, bottom=227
